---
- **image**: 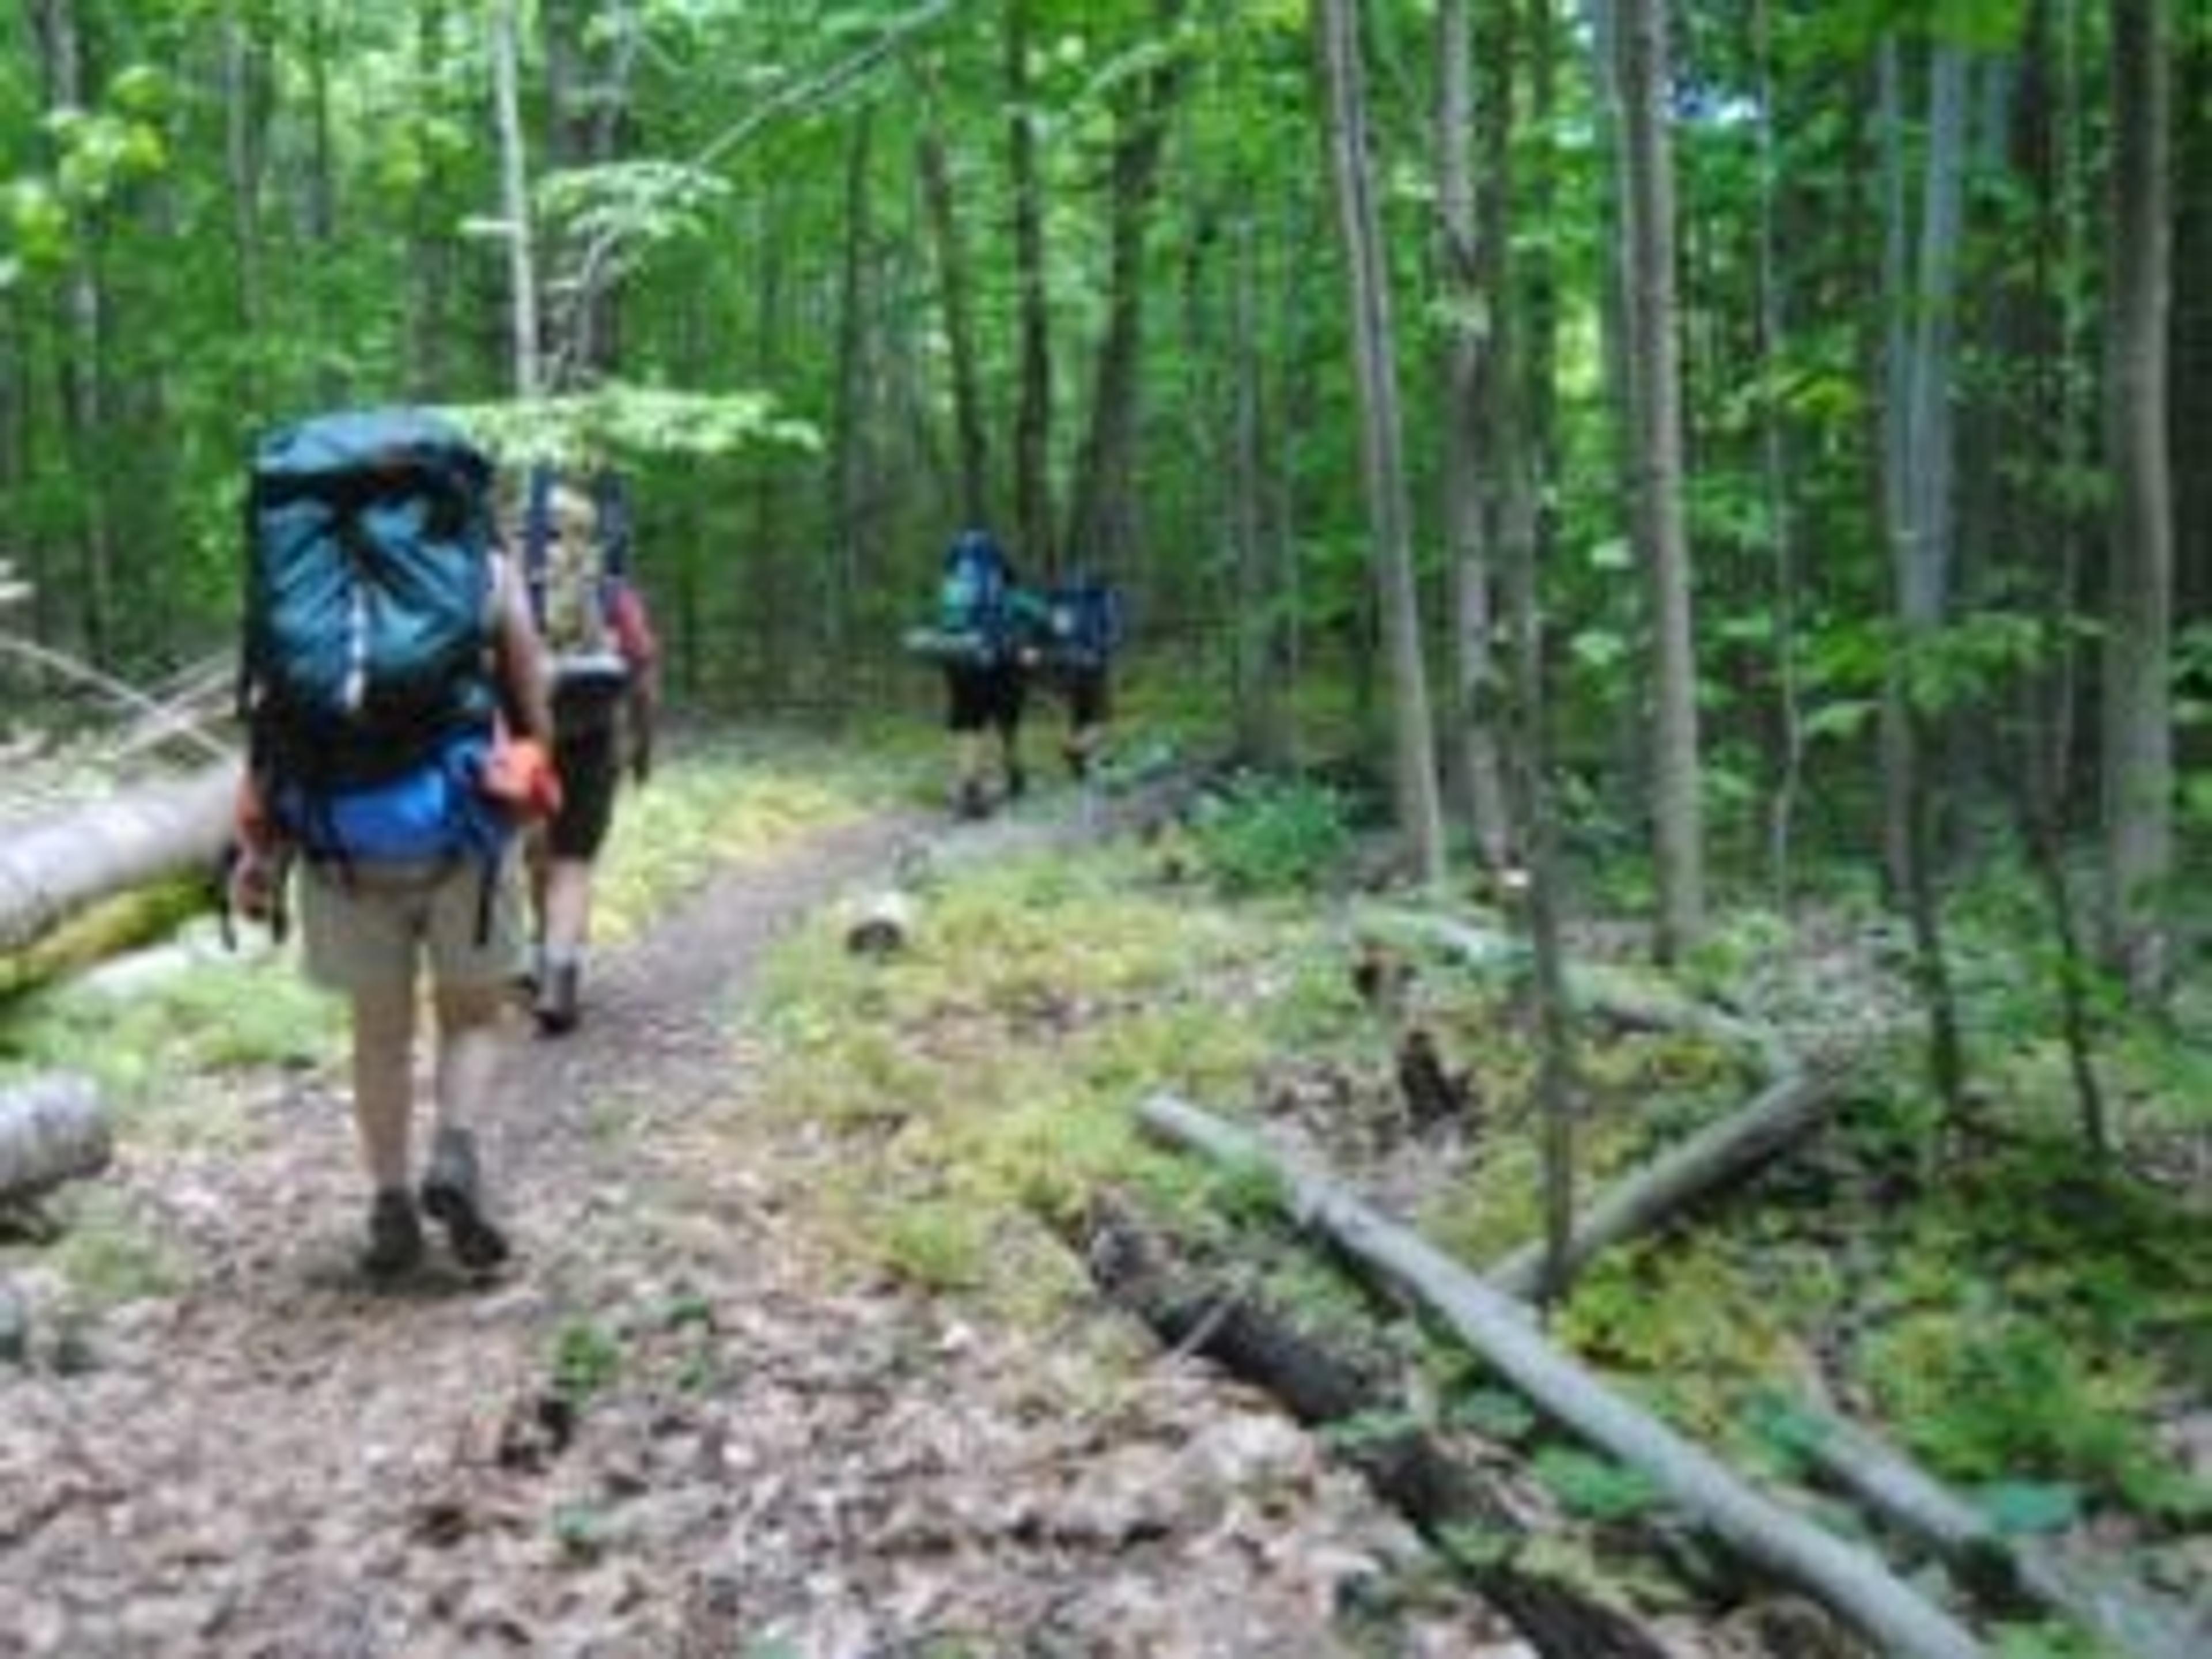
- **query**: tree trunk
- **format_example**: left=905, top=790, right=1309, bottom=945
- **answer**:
left=222, top=9, right=265, bottom=357
left=1005, top=0, right=1055, bottom=573
left=1136, top=1093, right=1985, bottom=1659
left=1611, top=0, right=1704, bottom=960
left=916, top=101, right=990, bottom=528
left=1752, top=0, right=1805, bottom=907
left=0, top=1074, right=110, bottom=1205
left=541, top=0, right=638, bottom=386
left=1437, top=0, right=1512, bottom=872
left=1313, top=0, right=1447, bottom=884
left=31, top=0, right=115, bottom=663
left=827, top=107, right=878, bottom=708
left=1229, top=211, right=1290, bottom=766
left=0, top=764, right=236, bottom=953
left=1063, top=0, right=1188, bottom=579
left=2100, top=0, right=2175, bottom=1002
left=490, top=0, right=541, bottom=398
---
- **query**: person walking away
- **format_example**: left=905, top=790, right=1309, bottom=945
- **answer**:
left=930, top=528, right=1027, bottom=819
left=228, top=408, right=558, bottom=1281
left=1033, top=571, right=1124, bottom=779
left=519, top=466, right=659, bottom=1035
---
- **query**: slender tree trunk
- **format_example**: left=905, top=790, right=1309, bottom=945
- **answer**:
left=1512, top=497, right=1579, bottom=1302
left=1753, top=0, right=1805, bottom=907
left=1612, top=0, right=1703, bottom=958
left=31, top=0, right=113, bottom=663
left=2100, top=0, right=2175, bottom=1001
left=1314, top=0, right=1447, bottom=884
left=1006, top=0, right=1055, bottom=573
left=1437, top=0, right=1512, bottom=871
left=827, top=107, right=878, bottom=713
left=541, top=0, right=637, bottom=386
left=491, top=0, right=540, bottom=398
left=223, top=10, right=264, bottom=353
left=1228, top=212, right=1293, bottom=766
left=1063, top=0, right=1188, bottom=579
left=916, top=110, right=989, bottom=529
left=407, top=0, right=452, bottom=395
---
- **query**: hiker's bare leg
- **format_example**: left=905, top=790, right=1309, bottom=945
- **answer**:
left=432, top=982, right=505, bottom=1135
left=425, top=979, right=512, bottom=1266
left=539, top=857, right=594, bottom=962
left=349, top=982, right=418, bottom=1191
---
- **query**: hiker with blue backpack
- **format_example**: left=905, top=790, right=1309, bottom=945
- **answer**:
left=1027, top=571, right=1124, bottom=781
left=913, top=528, right=1030, bottom=819
left=515, top=466, right=660, bottom=1035
left=228, top=408, right=558, bottom=1282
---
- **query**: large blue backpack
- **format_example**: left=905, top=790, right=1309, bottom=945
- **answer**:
left=1040, top=574, right=1126, bottom=672
left=935, top=529, right=1013, bottom=664
left=238, top=407, right=506, bottom=863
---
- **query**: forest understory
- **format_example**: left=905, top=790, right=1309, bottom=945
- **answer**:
left=0, top=731, right=2205, bottom=1659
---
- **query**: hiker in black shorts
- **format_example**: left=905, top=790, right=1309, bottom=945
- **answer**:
left=1029, top=573, right=1123, bottom=779
left=912, top=528, right=1030, bottom=819
left=945, top=647, right=1029, bottom=818
left=521, top=473, right=660, bottom=1033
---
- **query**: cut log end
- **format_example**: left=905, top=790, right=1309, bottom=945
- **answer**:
left=0, top=1073, right=113, bottom=1204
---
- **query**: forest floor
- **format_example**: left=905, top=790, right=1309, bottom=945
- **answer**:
left=0, top=734, right=2204, bottom=1659
left=0, top=777, right=1549, bottom=1659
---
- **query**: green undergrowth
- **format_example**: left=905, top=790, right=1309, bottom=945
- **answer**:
left=587, top=732, right=891, bottom=944
left=744, top=829, right=2208, bottom=1625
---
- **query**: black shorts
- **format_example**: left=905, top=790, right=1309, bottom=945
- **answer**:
left=945, top=661, right=1025, bottom=734
left=1058, top=664, right=1111, bottom=728
left=549, top=723, right=620, bottom=859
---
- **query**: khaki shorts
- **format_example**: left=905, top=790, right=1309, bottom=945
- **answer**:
left=297, top=853, right=525, bottom=995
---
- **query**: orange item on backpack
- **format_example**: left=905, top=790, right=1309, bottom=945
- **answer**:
left=480, top=733, right=563, bottom=823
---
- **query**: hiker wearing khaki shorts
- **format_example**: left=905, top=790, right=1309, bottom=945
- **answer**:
left=233, top=552, right=554, bottom=1281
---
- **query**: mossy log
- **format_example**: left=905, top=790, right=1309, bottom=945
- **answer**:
left=0, top=762, right=235, bottom=955
left=1073, top=1196, right=1671, bottom=1659
left=0, top=1073, right=112, bottom=1203
left=1776, top=1403, right=2207, bottom=1659
left=1136, top=1092, right=1985, bottom=1659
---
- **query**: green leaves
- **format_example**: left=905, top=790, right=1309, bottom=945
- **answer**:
left=444, top=385, right=822, bottom=465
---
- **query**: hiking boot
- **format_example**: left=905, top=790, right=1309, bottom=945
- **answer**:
left=534, top=960, right=581, bottom=1037
left=420, top=1127, right=510, bottom=1271
left=362, top=1188, right=424, bottom=1282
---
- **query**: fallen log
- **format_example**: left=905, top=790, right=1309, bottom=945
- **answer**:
left=840, top=889, right=916, bottom=957
left=0, top=1074, right=112, bottom=1203
left=1371, top=910, right=1838, bottom=1294
left=1137, top=1092, right=1985, bottom=1659
left=1488, top=1066, right=1839, bottom=1300
left=1772, top=1402, right=2207, bottom=1659
left=1073, top=1195, right=1671, bottom=1659
left=0, top=762, right=236, bottom=954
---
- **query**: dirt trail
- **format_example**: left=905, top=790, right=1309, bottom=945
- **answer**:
left=0, top=812, right=1522, bottom=1658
